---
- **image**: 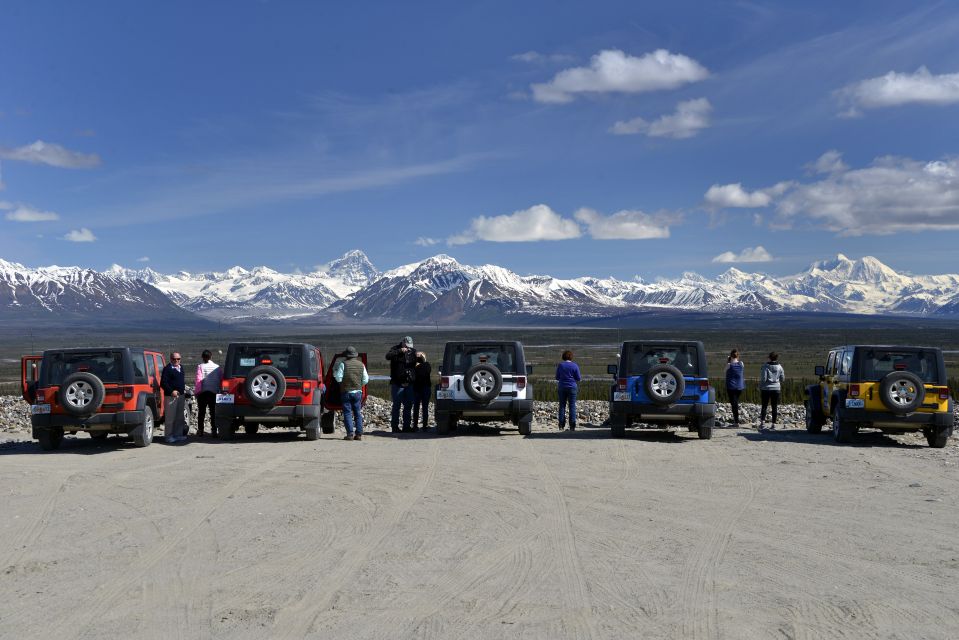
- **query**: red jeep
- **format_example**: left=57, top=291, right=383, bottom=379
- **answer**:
left=214, top=342, right=368, bottom=440
left=21, top=347, right=167, bottom=450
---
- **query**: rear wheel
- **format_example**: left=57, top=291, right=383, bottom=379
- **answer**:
left=244, top=423, right=259, bottom=436
left=37, top=428, right=64, bottom=451
left=435, top=413, right=454, bottom=435
left=221, top=421, right=236, bottom=441
left=320, top=412, right=335, bottom=434
left=804, top=400, right=824, bottom=434
left=697, top=418, right=714, bottom=440
left=925, top=426, right=951, bottom=448
left=305, top=418, right=320, bottom=441
left=832, top=411, right=855, bottom=444
left=132, top=409, right=154, bottom=447
left=89, top=431, right=109, bottom=440
left=518, top=417, right=532, bottom=436
left=610, top=416, right=626, bottom=438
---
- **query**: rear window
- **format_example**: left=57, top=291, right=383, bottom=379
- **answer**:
left=859, top=349, right=939, bottom=383
left=448, top=344, right=517, bottom=374
left=229, top=345, right=305, bottom=377
left=627, top=345, right=700, bottom=377
left=43, top=351, right=125, bottom=385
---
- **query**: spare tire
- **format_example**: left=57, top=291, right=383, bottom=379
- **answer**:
left=464, top=363, right=503, bottom=404
left=59, top=372, right=105, bottom=416
left=244, top=365, right=286, bottom=409
left=878, top=371, right=924, bottom=414
left=643, top=364, right=685, bottom=405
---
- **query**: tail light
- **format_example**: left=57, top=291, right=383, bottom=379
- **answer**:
left=699, top=381, right=709, bottom=392
left=617, top=378, right=627, bottom=391
left=123, top=387, right=134, bottom=399
left=441, top=376, right=450, bottom=390
left=221, top=382, right=230, bottom=392
left=37, top=391, right=45, bottom=402
left=515, top=376, right=526, bottom=390
left=261, top=359, right=273, bottom=365
left=940, top=389, right=951, bottom=400
left=302, top=382, right=312, bottom=394
left=849, top=385, right=860, bottom=397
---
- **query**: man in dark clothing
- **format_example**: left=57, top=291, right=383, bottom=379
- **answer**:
left=412, top=351, right=432, bottom=431
left=160, top=352, right=187, bottom=443
left=386, top=336, right=417, bottom=433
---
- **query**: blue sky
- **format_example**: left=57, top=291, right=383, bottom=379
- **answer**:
left=2, top=0, right=959, bottom=280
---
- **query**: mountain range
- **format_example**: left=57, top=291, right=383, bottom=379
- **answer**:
left=2, top=251, right=959, bottom=326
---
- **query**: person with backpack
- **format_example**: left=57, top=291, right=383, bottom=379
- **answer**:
left=555, top=350, right=581, bottom=430
left=758, top=352, right=785, bottom=430
left=333, top=346, right=369, bottom=441
left=386, top=336, right=417, bottom=433
left=724, top=349, right=745, bottom=426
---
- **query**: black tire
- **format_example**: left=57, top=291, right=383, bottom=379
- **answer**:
left=435, top=413, right=451, bottom=435
left=58, top=372, right=105, bottom=417
left=463, top=363, right=503, bottom=403
left=643, top=365, right=685, bottom=405
left=89, top=431, right=109, bottom=440
left=925, top=426, right=951, bottom=448
left=220, top=420, right=237, bottom=441
left=244, top=423, right=259, bottom=435
left=37, top=428, right=64, bottom=451
left=244, top=365, right=286, bottom=409
left=697, top=418, right=714, bottom=440
left=518, top=417, right=532, bottom=436
left=305, top=418, right=320, bottom=441
left=320, top=411, right=335, bottom=434
left=610, top=416, right=627, bottom=438
left=832, top=411, right=855, bottom=444
left=804, top=400, right=824, bottom=434
left=878, top=371, right=925, bottom=414
left=132, top=409, right=154, bottom=447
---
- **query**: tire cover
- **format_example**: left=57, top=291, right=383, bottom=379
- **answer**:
left=643, top=364, right=685, bottom=405
left=878, top=371, right=925, bottom=414
left=244, top=365, right=286, bottom=408
left=464, top=363, right=503, bottom=403
left=59, top=372, right=106, bottom=416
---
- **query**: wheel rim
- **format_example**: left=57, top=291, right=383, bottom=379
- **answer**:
left=888, top=379, right=917, bottom=406
left=251, top=374, right=278, bottom=399
left=470, top=371, right=496, bottom=395
left=65, top=380, right=95, bottom=408
left=650, top=372, right=677, bottom=398
left=144, top=411, right=154, bottom=440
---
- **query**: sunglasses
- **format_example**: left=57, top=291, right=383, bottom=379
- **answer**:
left=172, top=357, right=181, bottom=361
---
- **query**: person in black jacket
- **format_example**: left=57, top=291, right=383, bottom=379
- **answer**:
left=160, top=352, right=188, bottom=443
left=412, top=351, right=432, bottom=432
left=386, top=336, right=417, bottom=433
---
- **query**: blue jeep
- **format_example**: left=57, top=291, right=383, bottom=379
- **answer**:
left=607, top=340, right=716, bottom=439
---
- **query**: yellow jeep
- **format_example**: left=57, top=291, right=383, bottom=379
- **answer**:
left=804, top=345, right=953, bottom=447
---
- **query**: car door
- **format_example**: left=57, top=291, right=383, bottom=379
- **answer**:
left=823, top=351, right=838, bottom=414
left=150, top=353, right=166, bottom=417
left=323, top=352, right=369, bottom=410
left=21, top=355, right=41, bottom=404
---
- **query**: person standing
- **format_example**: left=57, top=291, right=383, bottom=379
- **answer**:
left=412, top=351, right=432, bottom=432
left=724, top=349, right=746, bottom=426
left=333, top=346, right=369, bottom=441
left=161, top=351, right=187, bottom=443
left=555, top=350, right=581, bottom=430
left=386, top=336, right=417, bottom=433
left=758, top=352, right=785, bottom=430
left=194, top=349, right=222, bottom=437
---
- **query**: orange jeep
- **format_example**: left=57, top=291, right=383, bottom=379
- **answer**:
left=22, top=347, right=167, bottom=450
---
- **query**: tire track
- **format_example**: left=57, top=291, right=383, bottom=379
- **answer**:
left=1, top=472, right=71, bottom=573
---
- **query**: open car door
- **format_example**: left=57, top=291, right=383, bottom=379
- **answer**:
left=323, top=352, right=368, bottom=411
left=21, top=355, right=41, bottom=404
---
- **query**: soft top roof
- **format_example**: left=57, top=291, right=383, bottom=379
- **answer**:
left=42, top=346, right=140, bottom=354
left=831, top=345, right=942, bottom=352
left=443, top=340, right=525, bottom=347
left=621, top=340, right=705, bottom=347
left=227, top=342, right=313, bottom=348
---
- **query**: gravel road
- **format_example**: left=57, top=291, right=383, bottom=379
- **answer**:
left=1, top=396, right=958, bottom=639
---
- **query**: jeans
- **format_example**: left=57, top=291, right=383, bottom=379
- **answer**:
left=197, top=391, right=216, bottom=434
left=760, top=389, right=780, bottom=424
left=727, top=388, right=742, bottom=424
left=341, top=391, right=363, bottom=435
left=413, top=387, right=431, bottom=428
left=390, top=384, right=415, bottom=431
left=558, top=386, right=577, bottom=427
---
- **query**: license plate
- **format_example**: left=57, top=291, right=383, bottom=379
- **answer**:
left=436, top=390, right=454, bottom=400
left=613, top=392, right=631, bottom=402
left=216, top=394, right=235, bottom=404
left=845, top=398, right=864, bottom=408
left=32, top=403, right=51, bottom=414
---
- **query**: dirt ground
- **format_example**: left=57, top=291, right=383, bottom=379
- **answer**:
left=1, top=421, right=958, bottom=640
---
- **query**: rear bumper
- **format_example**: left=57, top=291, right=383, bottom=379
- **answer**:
left=215, top=402, right=322, bottom=425
left=32, top=410, right=145, bottom=433
left=610, top=401, right=715, bottom=421
left=841, top=408, right=953, bottom=429
left=435, top=398, right=533, bottom=417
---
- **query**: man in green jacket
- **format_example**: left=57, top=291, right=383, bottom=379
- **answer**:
left=333, top=346, right=369, bottom=440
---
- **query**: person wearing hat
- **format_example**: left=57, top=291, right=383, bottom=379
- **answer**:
left=386, top=336, right=417, bottom=433
left=333, top=346, right=369, bottom=441
left=412, top=351, right=432, bottom=432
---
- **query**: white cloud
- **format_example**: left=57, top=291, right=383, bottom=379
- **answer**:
left=414, top=236, right=440, bottom=247
left=573, top=208, right=671, bottom=239
left=807, top=149, right=848, bottom=174
left=4, top=204, right=60, bottom=222
left=712, top=246, right=774, bottom=263
left=611, top=98, right=712, bottom=139
left=838, top=67, right=959, bottom=115
left=63, top=228, right=97, bottom=242
left=531, top=49, right=709, bottom=103
left=448, top=204, right=582, bottom=245
left=776, top=155, right=959, bottom=235
left=0, top=140, right=101, bottom=169
left=704, top=183, right=773, bottom=208
left=511, top=51, right=574, bottom=64
left=136, top=256, right=150, bottom=263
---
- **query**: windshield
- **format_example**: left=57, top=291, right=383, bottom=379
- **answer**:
left=860, top=349, right=939, bottom=383
left=627, top=345, right=701, bottom=377
left=43, top=351, right=125, bottom=384
left=448, top=344, right=517, bottom=374
left=230, top=345, right=304, bottom=377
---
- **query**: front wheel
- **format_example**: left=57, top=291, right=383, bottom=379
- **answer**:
left=132, top=410, right=154, bottom=447
left=305, top=418, right=320, bottom=441
left=320, top=412, right=335, bottom=434
left=220, top=421, right=236, bottom=441
left=925, top=426, right=951, bottom=448
left=832, top=412, right=855, bottom=444
left=37, top=428, right=64, bottom=451
left=804, top=401, right=824, bottom=434
left=518, top=418, right=532, bottom=436
left=697, top=418, right=714, bottom=440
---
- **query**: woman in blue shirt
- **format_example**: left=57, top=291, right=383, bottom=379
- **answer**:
left=555, top=350, right=581, bottom=430
left=724, top=349, right=746, bottom=426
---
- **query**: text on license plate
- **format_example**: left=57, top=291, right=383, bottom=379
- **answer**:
left=32, top=403, right=51, bottom=414
left=436, top=390, right=454, bottom=400
left=845, top=398, right=865, bottom=408
left=216, top=394, right=235, bottom=404
left=613, top=392, right=631, bottom=401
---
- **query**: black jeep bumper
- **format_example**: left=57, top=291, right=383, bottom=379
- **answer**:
left=32, top=410, right=145, bottom=436
left=214, top=402, right=322, bottom=428
left=610, top=401, right=715, bottom=422
left=435, top=398, right=534, bottom=418
left=841, top=408, right=953, bottom=429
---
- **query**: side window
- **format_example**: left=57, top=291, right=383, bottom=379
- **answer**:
left=840, top=351, right=853, bottom=376
left=826, top=352, right=836, bottom=375
left=309, top=349, right=319, bottom=379
left=146, top=354, right=156, bottom=379
left=131, top=353, right=147, bottom=382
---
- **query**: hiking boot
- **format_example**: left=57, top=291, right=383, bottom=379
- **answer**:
left=344, top=434, right=354, bottom=441
left=570, top=423, right=577, bottom=431
left=354, top=434, right=362, bottom=441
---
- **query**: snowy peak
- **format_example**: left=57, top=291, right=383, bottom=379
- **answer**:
left=322, top=249, right=379, bottom=287
left=807, top=254, right=899, bottom=284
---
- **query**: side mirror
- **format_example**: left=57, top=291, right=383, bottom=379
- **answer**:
left=525, top=364, right=533, bottom=375
left=814, top=365, right=825, bottom=377
left=607, top=364, right=618, bottom=376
